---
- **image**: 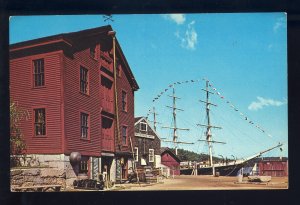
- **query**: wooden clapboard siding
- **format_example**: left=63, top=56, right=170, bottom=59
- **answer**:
left=133, top=118, right=161, bottom=168
left=258, top=160, right=288, bottom=177
left=10, top=51, right=63, bottom=154
left=10, top=25, right=139, bottom=158
left=63, top=44, right=101, bottom=156
left=116, top=62, right=135, bottom=153
left=101, top=115, right=115, bottom=152
left=161, top=148, right=181, bottom=175
left=99, top=46, right=115, bottom=153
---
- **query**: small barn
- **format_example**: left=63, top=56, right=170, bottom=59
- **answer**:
left=258, top=157, right=288, bottom=177
left=161, top=147, right=181, bottom=175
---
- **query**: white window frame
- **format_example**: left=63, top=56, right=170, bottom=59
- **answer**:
left=149, top=149, right=154, bottom=162
left=134, top=147, right=138, bottom=162
left=140, top=122, right=147, bottom=132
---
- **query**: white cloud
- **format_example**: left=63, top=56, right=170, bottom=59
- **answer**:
left=185, top=21, right=197, bottom=50
left=175, top=21, right=198, bottom=50
left=273, top=17, right=286, bottom=33
left=248, top=96, right=287, bottom=111
left=163, top=14, right=186, bottom=25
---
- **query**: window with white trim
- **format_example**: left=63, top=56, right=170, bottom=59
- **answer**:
left=140, top=122, right=147, bottom=132
left=149, top=149, right=154, bottom=162
left=134, top=147, right=138, bottom=162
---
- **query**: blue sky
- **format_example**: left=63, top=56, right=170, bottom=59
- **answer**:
left=10, top=13, right=287, bottom=158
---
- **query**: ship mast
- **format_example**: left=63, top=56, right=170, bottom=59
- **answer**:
left=162, top=87, right=193, bottom=155
left=148, top=107, right=161, bottom=132
left=197, top=80, right=223, bottom=175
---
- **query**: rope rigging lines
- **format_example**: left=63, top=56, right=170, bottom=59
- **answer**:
left=205, top=78, right=274, bottom=139
left=146, top=77, right=275, bottom=143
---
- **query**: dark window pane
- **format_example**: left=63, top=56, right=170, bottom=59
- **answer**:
left=80, top=66, right=88, bottom=94
left=79, top=160, right=88, bottom=174
left=33, top=59, right=44, bottom=87
left=122, top=126, right=127, bottom=145
left=90, top=46, right=96, bottom=59
left=80, top=113, right=89, bottom=139
left=141, top=123, right=147, bottom=131
left=122, top=91, right=127, bottom=111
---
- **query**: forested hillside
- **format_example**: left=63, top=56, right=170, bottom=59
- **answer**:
left=169, top=148, right=222, bottom=162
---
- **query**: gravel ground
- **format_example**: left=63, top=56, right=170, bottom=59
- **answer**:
left=117, top=175, right=288, bottom=191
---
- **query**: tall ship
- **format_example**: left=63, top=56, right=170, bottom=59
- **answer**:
left=149, top=79, right=284, bottom=176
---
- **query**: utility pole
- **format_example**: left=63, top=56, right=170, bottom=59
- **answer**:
left=108, top=31, right=121, bottom=149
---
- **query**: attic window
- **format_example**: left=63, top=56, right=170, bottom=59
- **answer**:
left=90, top=45, right=96, bottom=59
left=140, top=122, right=147, bottom=132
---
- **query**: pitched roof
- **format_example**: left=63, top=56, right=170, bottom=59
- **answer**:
left=10, top=25, right=139, bottom=90
left=134, top=117, right=143, bottom=123
left=10, top=25, right=112, bottom=50
left=134, top=116, right=161, bottom=140
left=160, top=147, right=181, bottom=162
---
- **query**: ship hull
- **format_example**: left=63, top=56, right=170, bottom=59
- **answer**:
left=180, top=163, right=245, bottom=176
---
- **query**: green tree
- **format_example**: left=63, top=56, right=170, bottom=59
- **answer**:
left=10, top=100, right=29, bottom=167
left=170, top=148, right=222, bottom=162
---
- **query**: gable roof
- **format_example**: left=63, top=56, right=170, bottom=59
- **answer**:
left=160, top=147, right=181, bottom=163
left=10, top=25, right=139, bottom=90
left=134, top=116, right=161, bottom=140
left=134, top=117, right=143, bottom=124
left=10, top=26, right=111, bottom=51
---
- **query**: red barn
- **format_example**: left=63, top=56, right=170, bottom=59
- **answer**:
left=258, top=158, right=288, bottom=177
left=160, top=147, right=181, bottom=175
left=10, top=25, right=139, bottom=187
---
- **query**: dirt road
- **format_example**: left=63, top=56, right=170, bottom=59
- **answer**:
left=118, top=175, right=288, bottom=191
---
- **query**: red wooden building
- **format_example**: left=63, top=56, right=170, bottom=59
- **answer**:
left=10, top=25, right=139, bottom=186
left=258, top=158, right=288, bottom=177
left=160, top=147, right=181, bottom=175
